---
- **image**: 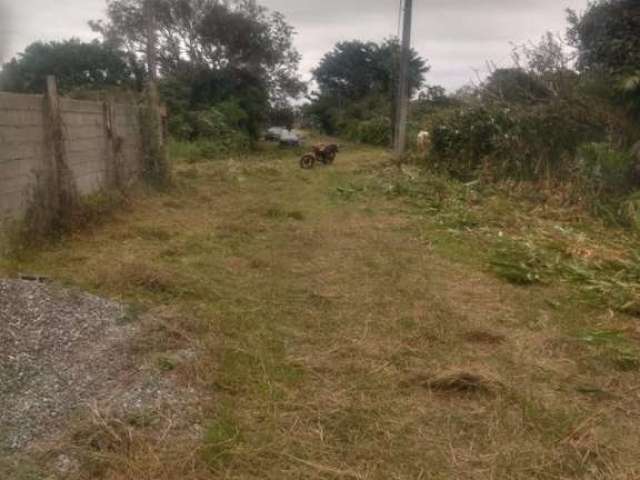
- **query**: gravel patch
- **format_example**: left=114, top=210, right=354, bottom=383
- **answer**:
left=0, top=279, right=189, bottom=452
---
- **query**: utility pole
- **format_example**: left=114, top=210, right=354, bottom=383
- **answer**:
left=145, top=0, right=158, bottom=82
left=143, top=0, right=168, bottom=183
left=394, top=0, right=413, bottom=157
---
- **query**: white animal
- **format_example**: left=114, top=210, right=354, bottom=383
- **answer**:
left=416, top=131, right=431, bottom=153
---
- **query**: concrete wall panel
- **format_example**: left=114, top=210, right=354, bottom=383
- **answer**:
left=0, top=92, right=145, bottom=220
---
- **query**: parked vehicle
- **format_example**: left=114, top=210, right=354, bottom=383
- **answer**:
left=265, top=127, right=286, bottom=141
left=279, top=130, right=301, bottom=147
left=300, top=144, right=339, bottom=169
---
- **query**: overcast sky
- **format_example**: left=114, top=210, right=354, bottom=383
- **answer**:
left=0, top=0, right=590, bottom=91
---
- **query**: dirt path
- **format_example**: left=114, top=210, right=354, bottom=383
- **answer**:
left=2, top=144, right=639, bottom=479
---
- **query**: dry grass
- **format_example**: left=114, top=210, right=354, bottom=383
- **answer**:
left=401, top=370, right=503, bottom=396
left=1, top=140, right=640, bottom=479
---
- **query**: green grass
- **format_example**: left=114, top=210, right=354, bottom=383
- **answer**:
left=2, top=139, right=640, bottom=479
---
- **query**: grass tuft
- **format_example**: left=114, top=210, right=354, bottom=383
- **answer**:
left=202, top=407, right=241, bottom=468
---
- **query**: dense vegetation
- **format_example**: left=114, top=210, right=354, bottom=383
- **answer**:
left=1, top=0, right=638, bottom=227
left=422, top=2, right=640, bottom=229
left=0, top=0, right=304, bottom=156
left=0, top=39, right=134, bottom=94
left=305, top=39, right=429, bottom=145
left=304, top=1, right=640, bottom=231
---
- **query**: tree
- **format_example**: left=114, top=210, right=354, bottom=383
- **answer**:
left=568, top=0, right=640, bottom=77
left=510, top=33, right=579, bottom=99
left=568, top=0, right=640, bottom=116
left=90, top=0, right=304, bottom=139
left=91, top=0, right=305, bottom=103
left=0, top=39, right=133, bottom=94
left=313, top=39, right=428, bottom=102
left=268, top=102, right=296, bottom=130
left=483, top=68, right=551, bottom=104
left=418, top=85, right=447, bottom=104
left=307, top=39, right=429, bottom=138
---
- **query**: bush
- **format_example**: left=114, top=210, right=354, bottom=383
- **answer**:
left=168, top=114, right=195, bottom=140
left=189, top=109, right=231, bottom=139
left=430, top=107, right=513, bottom=177
left=345, top=116, right=392, bottom=147
left=429, top=101, right=608, bottom=181
left=168, top=106, right=252, bottom=160
left=575, top=143, right=635, bottom=197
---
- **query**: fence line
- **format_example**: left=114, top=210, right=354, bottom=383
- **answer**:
left=0, top=80, right=146, bottom=223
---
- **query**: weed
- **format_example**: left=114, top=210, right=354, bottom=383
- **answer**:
left=332, top=182, right=367, bottom=201
left=117, top=303, right=146, bottom=325
left=202, top=407, right=241, bottom=468
left=577, top=330, right=640, bottom=372
left=287, top=210, right=306, bottom=221
left=156, top=356, right=177, bottom=372
left=576, top=330, right=627, bottom=345
left=263, top=207, right=306, bottom=221
left=489, top=240, right=545, bottom=285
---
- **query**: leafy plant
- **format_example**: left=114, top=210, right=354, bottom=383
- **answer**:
left=489, top=240, right=545, bottom=285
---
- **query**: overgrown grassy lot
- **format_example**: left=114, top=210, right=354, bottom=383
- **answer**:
left=2, top=140, right=640, bottom=479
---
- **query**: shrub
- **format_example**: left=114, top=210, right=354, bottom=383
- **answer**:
left=189, top=109, right=231, bottom=139
left=429, top=101, right=608, bottom=181
left=168, top=106, right=252, bottom=160
left=345, top=116, right=392, bottom=147
left=575, top=143, right=635, bottom=197
left=168, top=114, right=195, bottom=140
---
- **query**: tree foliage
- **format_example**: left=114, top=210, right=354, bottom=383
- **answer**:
left=0, top=39, right=133, bottom=94
left=307, top=39, right=429, bottom=142
left=568, top=0, right=640, bottom=116
left=88, top=0, right=305, bottom=140
left=568, top=0, right=640, bottom=76
left=313, top=39, right=428, bottom=102
left=91, top=0, right=305, bottom=103
left=483, top=68, right=552, bottom=104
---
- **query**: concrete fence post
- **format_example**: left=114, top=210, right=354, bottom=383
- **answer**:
left=43, top=75, right=77, bottom=225
left=103, top=101, right=123, bottom=189
left=44, top=76, right=62, bottom=213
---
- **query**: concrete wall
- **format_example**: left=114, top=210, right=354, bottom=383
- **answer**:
left=0, top=91, right=144, bottom=220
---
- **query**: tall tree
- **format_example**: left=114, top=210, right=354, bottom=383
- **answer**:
left=568, top=0, right=640, bottom=115
left=0, top=39, right=133, bottom=94
left=568, top=0, right=640, bottom=77
left=90, top=0, right=305, bottom=102
left=313, top=39, right=428, bottom=102
left=307, top=39, right=428, bottom=138
left=90, top=0, right=305, bottom=139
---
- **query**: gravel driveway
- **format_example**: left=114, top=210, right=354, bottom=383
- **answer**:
left=0, top=279, right=176, bottom=452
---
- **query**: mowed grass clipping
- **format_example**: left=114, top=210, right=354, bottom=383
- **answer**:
left=1, top=140, right=640, bottom=479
